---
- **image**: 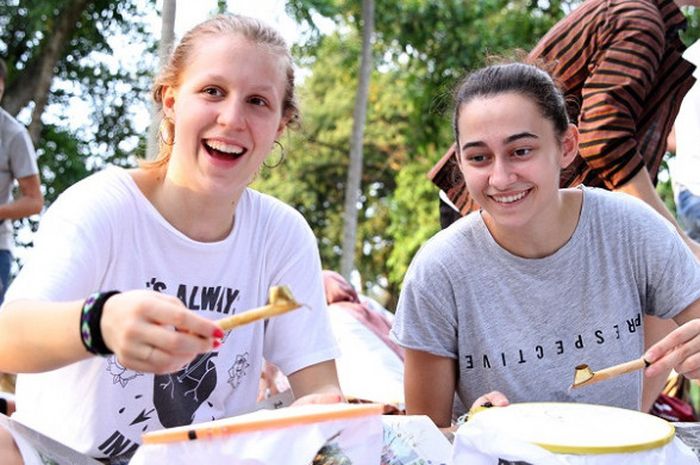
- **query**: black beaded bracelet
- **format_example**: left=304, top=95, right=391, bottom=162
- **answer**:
left=80, top=290, right=120, bottom=356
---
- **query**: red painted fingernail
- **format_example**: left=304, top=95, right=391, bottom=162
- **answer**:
left=213, top=339, right=222, bottom=349
left=213, top=328, right=225, bottom=338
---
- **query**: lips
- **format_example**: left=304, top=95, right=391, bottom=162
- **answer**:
left=203, top=139, right=247, bottom=160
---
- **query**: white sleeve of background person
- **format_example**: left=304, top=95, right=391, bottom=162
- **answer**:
left=672, top=40, right=700, bottom=196
left=329, top=309, right=404, bottom=405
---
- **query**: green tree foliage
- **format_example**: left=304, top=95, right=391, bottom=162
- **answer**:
left=681, top=7, right=700, bottom=44
left=254, top=31, right=411, bottom=299
left=1, top=0, right=154, bottom=203
left=384, top=2, right=567, bottom=294
left=1, top=0, right=154, bottom=248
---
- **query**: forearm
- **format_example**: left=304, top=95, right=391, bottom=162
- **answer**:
left=0, top=195, right=43, bottom=220
left=404, top=349, right=456, bottom=428
left=0, top=174, right=44, bottom=220
left=644, top=300, right=700, bottom=379
left=0, top=300, right=89, bottom=373
left=288, top=360, right=343, bottom=399
left=642, top=315, right=676, bottom=412
left=615, top=168, right=688, bottom=238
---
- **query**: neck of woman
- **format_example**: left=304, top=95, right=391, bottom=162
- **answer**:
left=483, top=188, right=583, bottom=259
left=131, top=167, right=242, bottom=242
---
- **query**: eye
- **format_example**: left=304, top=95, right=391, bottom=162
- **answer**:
left=513, top=147, right=532, bottom=157
left=202, top=86, right=224, bottom=97
left=248, top=96, right=270, bottom=107
left=463, top=152, right=489, bottom=164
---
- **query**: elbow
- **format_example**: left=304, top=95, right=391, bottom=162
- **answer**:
left=29, top=196, right=44, bottom=216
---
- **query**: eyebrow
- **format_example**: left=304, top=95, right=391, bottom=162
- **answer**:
left=202, top=74, right=277, bottom=93
left=460, top=132, right=539, bottom=152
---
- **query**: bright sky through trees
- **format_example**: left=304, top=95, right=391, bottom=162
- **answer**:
left=171, top=0, right=300, bottom=43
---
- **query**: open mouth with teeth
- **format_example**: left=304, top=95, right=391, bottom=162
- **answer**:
left=490, top=189, right=531, bottom=204
left=203, top=140, right=247, bottom=160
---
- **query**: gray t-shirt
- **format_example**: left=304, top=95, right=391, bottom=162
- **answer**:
left=0, top=107, right=39, bottom=250
left=392, top=188, right=700, bottom=411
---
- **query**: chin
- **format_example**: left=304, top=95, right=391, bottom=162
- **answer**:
left=484, top=209, right=532, bottom=228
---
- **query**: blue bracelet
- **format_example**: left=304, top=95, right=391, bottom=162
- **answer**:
left=80, top=291, right=120, bottom=356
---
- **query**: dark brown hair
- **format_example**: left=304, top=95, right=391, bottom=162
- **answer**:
left=453, top=62, right=569, bottom=152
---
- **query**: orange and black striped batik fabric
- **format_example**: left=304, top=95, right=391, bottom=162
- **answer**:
left=430, top=0, right=695, bottom=217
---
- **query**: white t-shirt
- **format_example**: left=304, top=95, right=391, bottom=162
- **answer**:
left=4, top=166, right=338, bottom=459
left=670, top=40, right=700, bottom=196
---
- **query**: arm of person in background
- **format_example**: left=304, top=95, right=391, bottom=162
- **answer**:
left=0, top=291, right=222, bottom=375
left=287, top=360, right=344, bottom=405
left=576, top=13, right=700, bottom=260
left=0, top=174, right=43, bottom=220
left=616, top=170, right=700, bottom=259
left=667, top=126, right=676, bottom=154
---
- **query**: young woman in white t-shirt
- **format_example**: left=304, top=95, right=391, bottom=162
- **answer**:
left=0, top=14, right=342, bottom=464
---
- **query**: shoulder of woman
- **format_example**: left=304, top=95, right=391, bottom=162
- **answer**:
left=585, top=187, right=675, bottom=235
left=417, top=213, right=482, bottom=257
left=405, top=222, right=481, bottom=289
left=244, top=188, right=310, bottom=227
left=45, top=167, right=136, bottom=223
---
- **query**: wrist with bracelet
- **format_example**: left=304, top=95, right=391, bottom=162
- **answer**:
left=80, top=290, right=120, bottom=356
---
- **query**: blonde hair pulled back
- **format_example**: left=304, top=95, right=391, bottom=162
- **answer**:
left=145, top=14, right=299, bottom=169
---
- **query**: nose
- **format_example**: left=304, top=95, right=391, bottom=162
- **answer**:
left=217, top=98, right=246, bottom=129
left=490, top=156, right=515, bottom=189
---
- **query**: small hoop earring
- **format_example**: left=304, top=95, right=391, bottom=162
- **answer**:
left=263, top=140, right=285, bottom=168
left=159, top=117, right=174, bottom=146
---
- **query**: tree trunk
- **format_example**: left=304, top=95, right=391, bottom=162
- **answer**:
left=339, top=0, right=374, bottom=282
left=3, top=0, right=90, bottom=144
left=146, top=0, right=177, bottom=160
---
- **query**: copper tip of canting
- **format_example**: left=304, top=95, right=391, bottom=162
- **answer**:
left=572, top=364, right=594, bottom=387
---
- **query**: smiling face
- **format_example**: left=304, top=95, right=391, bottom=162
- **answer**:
left=161, top=33, right=289, bottom=196
left=457, top=92, right=577, bottom=235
